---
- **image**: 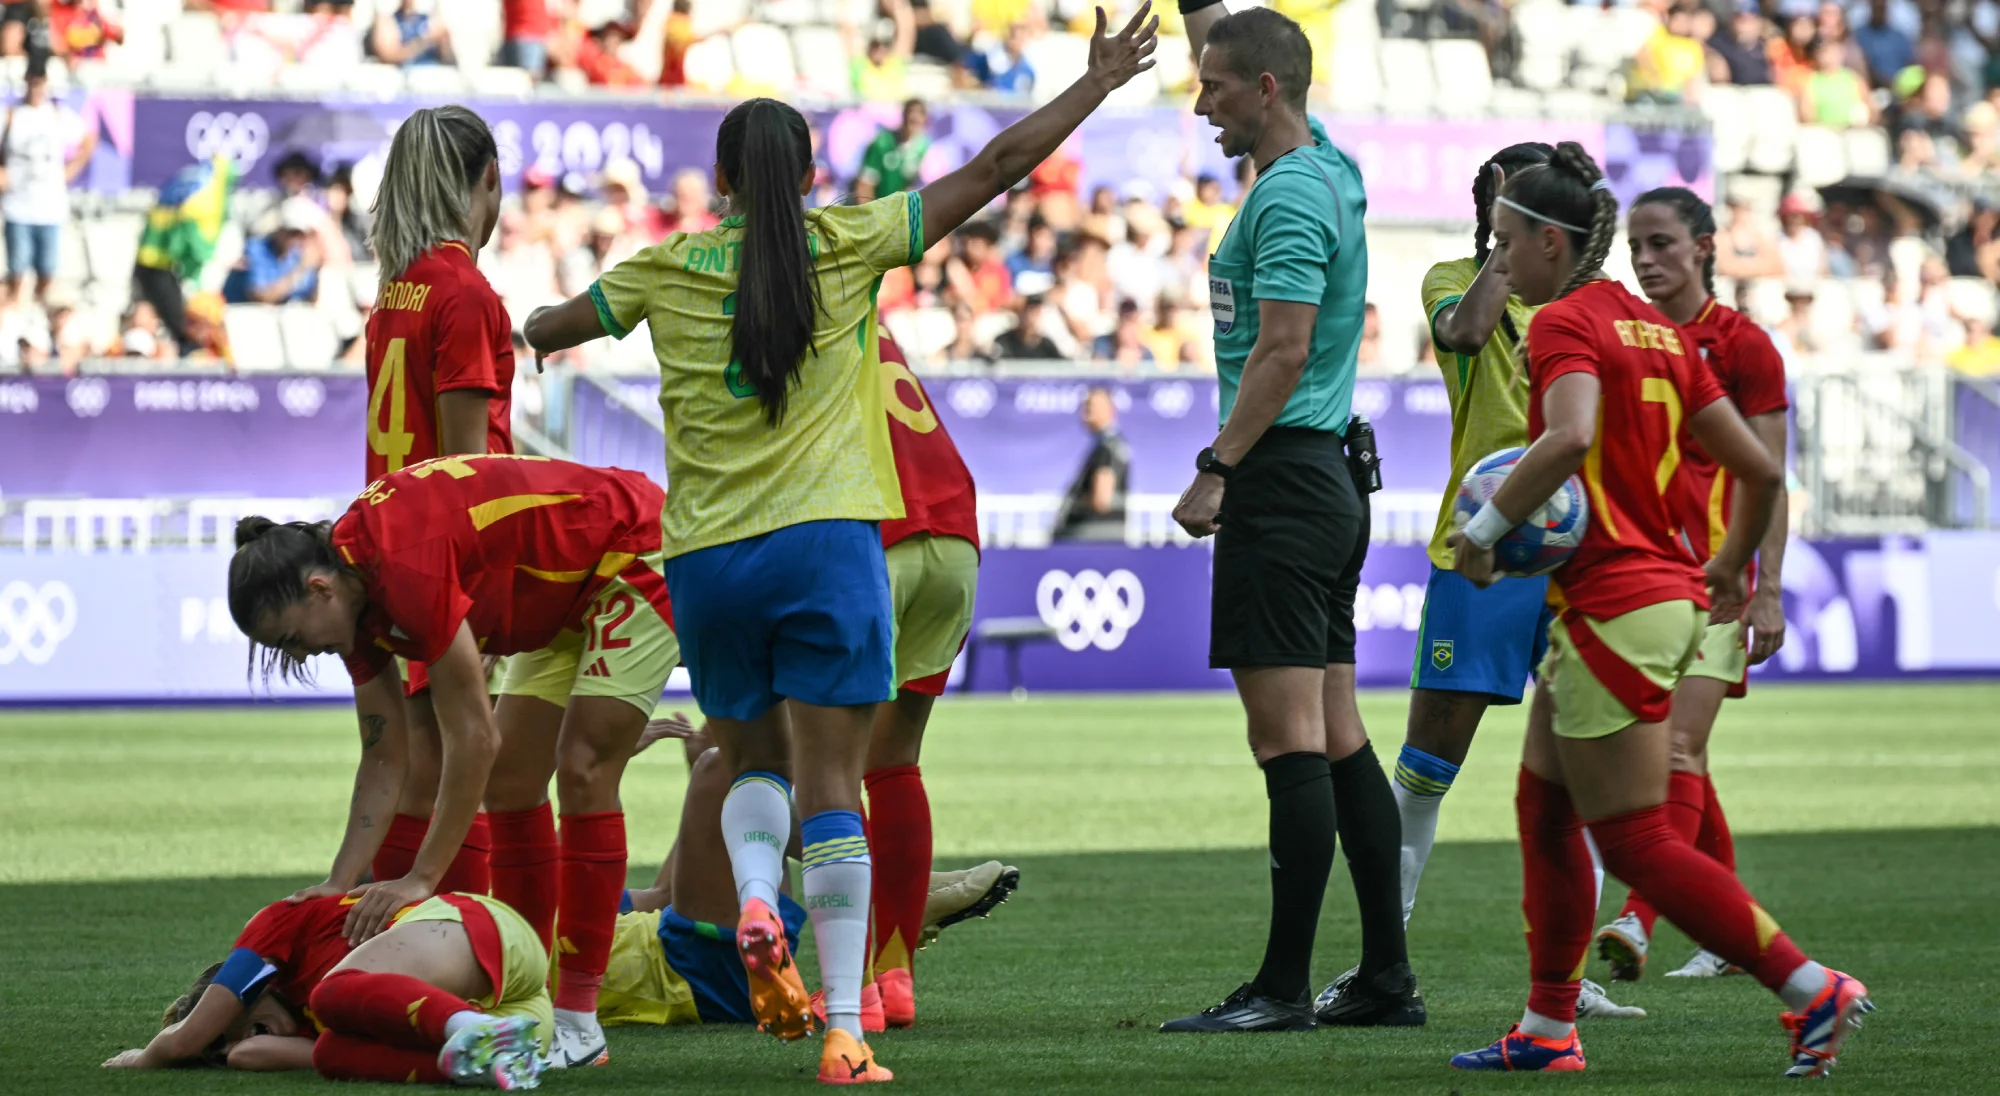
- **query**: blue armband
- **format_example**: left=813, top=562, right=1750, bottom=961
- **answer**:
left=212, top=947, right=278, bottom=1004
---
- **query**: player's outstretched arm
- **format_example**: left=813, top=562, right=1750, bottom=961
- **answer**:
left=1688, top=398, right=1782, bottom=623
left=103, top=985, right=244, bottom=1069
left=918, top=4, right=1158, bottom=250
left=1180, top=0, right=1231, bottom=67
left=1451, top=371, right=1598, bottom=586
left=291, top=674, right=411, bottom=903
left=522, top=297, right=605, bottom=368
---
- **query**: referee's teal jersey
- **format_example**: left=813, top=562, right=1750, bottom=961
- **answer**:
left=1207, top=117, right=1368, bottom=436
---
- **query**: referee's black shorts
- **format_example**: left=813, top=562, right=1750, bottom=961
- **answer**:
left=1210, top=426, right=1370, bottom=669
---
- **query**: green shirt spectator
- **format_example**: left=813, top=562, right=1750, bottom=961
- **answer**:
left=855, top=99, right=931, bottom=202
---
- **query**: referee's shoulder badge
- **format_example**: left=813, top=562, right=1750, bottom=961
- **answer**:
left=1430, top=640, right=1454, bottom=672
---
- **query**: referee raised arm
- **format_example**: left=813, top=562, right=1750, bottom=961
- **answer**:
left=1161, top=3, right=1418, bottom=1033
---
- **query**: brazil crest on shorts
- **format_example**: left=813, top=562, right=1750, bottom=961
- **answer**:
left=1431, top=640, right=1454, bottom=672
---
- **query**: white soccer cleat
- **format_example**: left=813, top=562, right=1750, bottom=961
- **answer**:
left=1577, top=978, right=1647, bottom=1020
left=1595, top=913, right=1649, bottom=982
left=438, top=1014, right=544, bottom=1090
left=1664, top=948, right=1743, bottom=978
left=545, top=1007, right=607, bottom=1070
left=916, top=861, right=1019, bottom=950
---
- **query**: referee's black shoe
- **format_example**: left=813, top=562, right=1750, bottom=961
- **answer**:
left=1313, top=963, right=1427, bottom=1027
left=1159, top=983, right=1318, bottom=1033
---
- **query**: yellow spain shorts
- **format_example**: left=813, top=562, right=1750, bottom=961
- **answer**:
left=885, top=533, right=979, bottom=693
left=1539, top=600, right=1704, bottom=740
left=594, top=910, right=701, bottom=1027
left=500, top=550, right=680, bottom=717
left=395, top=894, right=554, bottom=1054
left=1681, top=619, right=1749, bottom=687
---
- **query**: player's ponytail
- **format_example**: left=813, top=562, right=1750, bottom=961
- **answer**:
left=1632, top=185, right=1718, bottom=297
left=227, top=517, right=347, bottom=684
left=370, top=105, right=498, bottom=284
left=1499, top=141, right=1618, bottom=300
left=1473, top=142, right=1555, bottom=265
left=718, top=97, right=823, bottom=427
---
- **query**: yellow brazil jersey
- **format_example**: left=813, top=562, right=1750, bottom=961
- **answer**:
left=590, top=192, right=923, bottom=558
left=1421, top=257, right=1536, bottom=569
left=595, top=911, right=702, bottom=1027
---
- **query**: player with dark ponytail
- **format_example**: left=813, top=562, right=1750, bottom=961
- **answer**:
left=1447, top=145, right=1871, bottom=1077
left=1367, top=140, right=1639, bottom=1027
left=1594, top=187, right=1791, bottom=984
left=521, top=8, right=1158, bottom=1081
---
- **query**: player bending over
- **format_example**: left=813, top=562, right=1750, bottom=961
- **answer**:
left=1595, top=187, right=1789, bottom=983
left=228, top=454, right=682, bottom=1069
left=103, top=891, right=551, bottom=1089
left=1446, top=143, right=1871, bottom=1077
left=1368, top=141, right=1638, bottom=1023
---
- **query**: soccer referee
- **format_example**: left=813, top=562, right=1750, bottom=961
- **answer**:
left=1163, top=3, right=1418, bottom=1032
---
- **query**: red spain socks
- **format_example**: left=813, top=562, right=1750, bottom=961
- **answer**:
left=864, top=765, right=931, bottom=981
left=1697, top=773, right=1737, bottom=871
left=436, top=812, right=492, bottom=895
left=554, top=811, right=626, bottom=1013
left=371, top=813, right=429, bottom=885
left=313, top=1031, right=448, bottom=1084
left=1617, top=770, right=1708, bottom=936
left=309, top=969, right=473, bottom=1051
left=488, top=803, right=559, bottom=954
left=1518, top=767, right=1596, bottom=1025
left=1590, top=804, right=1809, bottom=991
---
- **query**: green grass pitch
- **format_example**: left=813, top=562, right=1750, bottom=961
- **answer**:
left=5, top=681, right=1997, bottom=1093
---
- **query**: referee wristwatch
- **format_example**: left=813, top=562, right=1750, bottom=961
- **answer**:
left=1195, top=447, right=1234, bottom=479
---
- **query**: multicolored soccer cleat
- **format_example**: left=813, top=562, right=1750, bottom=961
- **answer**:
left=916, top=862, right=1020, bottom=951
left=738, top=897, right=815, bottom=1042
left=1595, top=912, right=1649, bottom=982
left=1781, top=970, right=1874, bottom=1079
left=1450, top=1024, right=1587, bottom=1072
left=817, top=1028, right=894, bottom=1085
left=1665, top=948, right=1744, bottom=979
left=438, top=1014, right=544, bottom=1090
left=875, top=968, right=915, bottom=1029
left=810, top=981, right=887, bottom=1034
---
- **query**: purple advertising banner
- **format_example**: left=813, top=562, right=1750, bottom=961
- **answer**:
left=0, top=374, right=361, bottom=498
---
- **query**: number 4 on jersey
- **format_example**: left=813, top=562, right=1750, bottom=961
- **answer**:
left=368, top=337, right=416, bottom=472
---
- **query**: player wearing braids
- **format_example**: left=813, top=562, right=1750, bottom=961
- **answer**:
left=1447, top=145, right=1871, bottom=1077
left=320, top=105, right=519, bottom=912
left=1358, top=142, right=1638, bottom=1023
left=522, top=13, right=1157, bottom=1080
left=226, top=454, right=682, bottom=1071
left=1595, top=187, right=1790, bottom=983
left=103, top=891, right=552, bottom=1088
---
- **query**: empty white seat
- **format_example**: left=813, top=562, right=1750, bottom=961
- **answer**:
left=1745, top=85, right=1800, bottom=174
left=1703, top=84, right=1750, bottom=173
left=1843, top=126, right=1891, bottom=177
left=225, top=305, right=285, bottom=372
left=275, top=64, right=344, bottom=94
left=1325, top=36, right=1381, bottom=114
left=692, top=0, right=751, bottom=39
left=906, top=60, right=955, bottom=100
left=279, top=305, right=339, bottom=370
left=1025, top=33, right=1089, bottom=107
left=468, top=65, right=536, bottom=98
left=1152, top=32, right=1194, bottom=92
left=681, top=36, right=735, bottom=91
left=403, top=65, right=468, bottom=96
left=762, top=0, right=821, bottom=26
left=164, top=12, right=223, bottom=65
left=1377, top=39, right=1435, bottom=115
left=731, top=23, right=798, bottom=93
left=345, top=62, right=406, bottom=97
left=83, top=217, right=141, bottom=290
left=1947, top=277, right=1998, bottom=326
left=1430, top=39, right=1493, bottom=115
left=1793, top=126, right=1847, bottom=188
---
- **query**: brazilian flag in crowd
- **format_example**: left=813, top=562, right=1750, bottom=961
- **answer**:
left=137, top=155, right=239, bottom=283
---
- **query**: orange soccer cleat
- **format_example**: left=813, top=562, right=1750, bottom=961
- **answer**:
left=818, top=1028, right=894, bottom=1085
left=875, top=968, right=915, bottom=1029
left=810, top=981, right=887, bottom=1033
left=737, top=898, right=814, bottom=1042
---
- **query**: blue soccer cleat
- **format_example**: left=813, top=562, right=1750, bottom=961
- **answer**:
left=1781, top=970, right=1874, bottom=1079
left=1450, top=1024, right=1587, bottom=1072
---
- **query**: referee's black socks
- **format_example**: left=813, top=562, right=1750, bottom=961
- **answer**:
left=1252, top=751, right=1337, bottom=1003
left=1330, top=742, right=1410, bottom=981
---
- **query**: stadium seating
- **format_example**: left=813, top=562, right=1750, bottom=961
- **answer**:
left=224, top=305, right=286, bottom=373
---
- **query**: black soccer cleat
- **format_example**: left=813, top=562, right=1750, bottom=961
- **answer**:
left=1313, top=962, right=1427, bottom=1027
left=1159, top=983, right=1319, bottom=1033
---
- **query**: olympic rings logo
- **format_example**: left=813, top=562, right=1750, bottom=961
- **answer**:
left=0, top=580, right=77, bottom=666
left=185, top=111, right=270, bottom=168
left=66, top=376, right=109, bottom=418
left=947, top=379, right=996, bottom=419
left=1036, top=568, right=1145, bottom=652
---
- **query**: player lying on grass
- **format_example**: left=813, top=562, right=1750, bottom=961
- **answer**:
left=1446, top=142, right=1872, bottom=1078
left=1595, top=187, right=1790, bottom=984
left=103, top=891, right=552, bottom=1089
left=228, top=453, right=682, bottom=1069
left=595, top=719, right=1019, bottom=1031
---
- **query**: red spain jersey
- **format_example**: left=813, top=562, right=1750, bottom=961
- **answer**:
left=877, top=334, right=979, bottom=551
left=364, top=243, right=516, bottom=484
left=335, top=455, right=666, bottom=686
left=1527, top=280, right=1726, bottom=619
left=1674, top=298, right=1788, bottom=562
left=231, top=896, right=365, bottom=1015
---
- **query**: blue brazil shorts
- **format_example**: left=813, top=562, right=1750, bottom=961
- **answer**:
left=664, top=519, right=895, bottom=720
left=659, top=895, right=807, bottom=1024
left=1409, top=564, right=1554, bottom=704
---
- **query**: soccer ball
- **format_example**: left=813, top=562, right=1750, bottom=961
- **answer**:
left=1454, top=447, right=1589, bottom=578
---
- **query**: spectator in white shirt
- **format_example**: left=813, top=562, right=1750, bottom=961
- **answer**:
left=0, top=59, right=92, bottom=306
left=1777, top=192, right=1829, bottom=292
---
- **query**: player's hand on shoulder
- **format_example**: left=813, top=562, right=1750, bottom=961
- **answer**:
left=1447, top=530, right=1498, bottom=588
left=286, top=879, right=352, bottom=904
left=342, top=875, right=434, bottom=944
left=1085, top=2, right=1159, bottom=94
